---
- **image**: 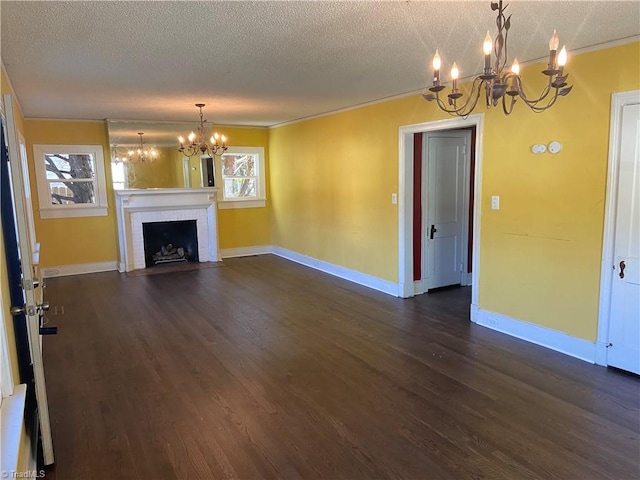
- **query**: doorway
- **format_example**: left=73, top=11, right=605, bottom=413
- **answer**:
left=398, top=115, right=483, bottom=317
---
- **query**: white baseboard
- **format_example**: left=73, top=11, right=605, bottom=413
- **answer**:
left=272, top=246, right=399, bottom=296
left=41, top=261, right=118, bottom=278
left=473, top=307, right=596, bottom=363
left=219, top=245, right=273, bottom=258
left=470, top=303, right=479, bottom=322
left=413, top=279, right=428, bottom=295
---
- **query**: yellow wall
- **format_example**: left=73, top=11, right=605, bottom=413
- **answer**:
left=23, top=120, right=118, bottom=267
left=215, top=126, right=271, bottom=249
left=269, top=42, right=640, bottom=342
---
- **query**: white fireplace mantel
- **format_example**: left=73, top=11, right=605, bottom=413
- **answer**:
left=114, top=188, right=220, bottom=272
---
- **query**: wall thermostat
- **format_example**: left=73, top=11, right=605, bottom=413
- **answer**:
left=531, top=144, right=547, bottom=154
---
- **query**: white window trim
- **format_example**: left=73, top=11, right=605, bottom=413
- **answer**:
left=217, top=146, right=266, bottom=209
left=33, top=144, right=109, bottom=218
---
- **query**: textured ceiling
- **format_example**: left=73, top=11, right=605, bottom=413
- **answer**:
left=1, top=1, right=639, bottom=128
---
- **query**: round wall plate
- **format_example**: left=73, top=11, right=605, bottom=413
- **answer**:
left=548, top=141, right=562, bottom=154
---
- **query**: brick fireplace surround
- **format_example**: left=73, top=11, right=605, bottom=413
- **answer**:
left=114, top=188, right=219, bottom=272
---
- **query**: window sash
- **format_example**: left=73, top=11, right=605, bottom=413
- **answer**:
left=217, top=146, right=265, bottom=206
left=33, top=144, right=108, bottom=218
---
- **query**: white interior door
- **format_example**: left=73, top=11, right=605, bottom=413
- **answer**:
left=2, top=93, right=55, bottom=464
left=607, top=102, right=640, bottom=374
left=423, top=130, right=470, bottom=290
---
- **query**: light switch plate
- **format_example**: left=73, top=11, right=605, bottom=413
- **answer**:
left=391, top=193, right=397, bottom=204
left=491, top=195, right=500, bottom=210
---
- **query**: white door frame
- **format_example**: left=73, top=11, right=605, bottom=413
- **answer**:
left=596, top=89, right=640, bottom=366
left=398, top=114, right=484, bottom=317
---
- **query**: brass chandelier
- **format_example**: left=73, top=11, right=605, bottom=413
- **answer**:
left=423, top=0, right=572, bottom=117
left=127, top=132, right=158, bottom=163
left=178, top=104, right=228, bottom=157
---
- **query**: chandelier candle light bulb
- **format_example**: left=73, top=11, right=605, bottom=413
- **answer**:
left=451, top=63, right=459, bottom=92
left=557, top=46, right=567, bottom=73
left=432, top=50, right=443, bottom=88
left=483, top=31, right=493, bottom=75
left=422, top=0, right=573, bottom=116
left=507, top=58, right=520, bottom=95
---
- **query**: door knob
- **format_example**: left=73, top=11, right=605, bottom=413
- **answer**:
left=619, top=260, right=626, bottom=279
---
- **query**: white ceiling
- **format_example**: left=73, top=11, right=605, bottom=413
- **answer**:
left=1, top=1, right=639, bottom=128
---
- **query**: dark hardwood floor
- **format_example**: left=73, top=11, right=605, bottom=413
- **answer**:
left=41, top=255, right=639, bottom=479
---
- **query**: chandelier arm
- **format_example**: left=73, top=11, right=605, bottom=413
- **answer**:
left=454, top=77, right=485, bottom=115
left=501, top=92, right=517, bottom=115
left=513, top=76, right=561, bottom=112
left=517, top=77, right=554, bottom=108
left=433, top=78, right=484, bottom=117
left=530, top=89, right=561, bottom=113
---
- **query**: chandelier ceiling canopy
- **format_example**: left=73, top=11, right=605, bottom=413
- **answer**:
left=178, top=104, right=228, bottom=158
left=423, top=0, right=573, bottom=117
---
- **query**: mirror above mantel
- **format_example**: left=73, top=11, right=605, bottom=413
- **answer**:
left=107, top=120, right=209, bottom=190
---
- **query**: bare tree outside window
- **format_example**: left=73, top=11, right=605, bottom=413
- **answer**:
left=44, top=154, right=96, bottom=205
left=222, top=154, right=257, bottom=198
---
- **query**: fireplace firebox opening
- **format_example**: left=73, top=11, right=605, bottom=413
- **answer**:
left=142, top=220, right=199, bottom=268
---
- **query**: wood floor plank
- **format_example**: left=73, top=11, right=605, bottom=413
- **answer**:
left=40, top=255, right=640, bottom=479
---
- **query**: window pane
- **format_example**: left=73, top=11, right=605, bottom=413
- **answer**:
left=222, top=154, right=256, bottom=177
left=45, top=153, right=95, bottom=180
left=111, top=162, right=126, bottom=187
left=224, top=178, right=256, bottom=198
left=48, top=181, right=95, bottom=205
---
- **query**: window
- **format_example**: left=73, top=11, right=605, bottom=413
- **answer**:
left=111, top=161, right=128, bottom=190
left=218, top=146, right=266, bottom=209
left=33, top=144, right=108, bottom=218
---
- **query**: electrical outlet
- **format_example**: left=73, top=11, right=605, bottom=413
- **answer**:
left=485, top=317, right=500, bottom=328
